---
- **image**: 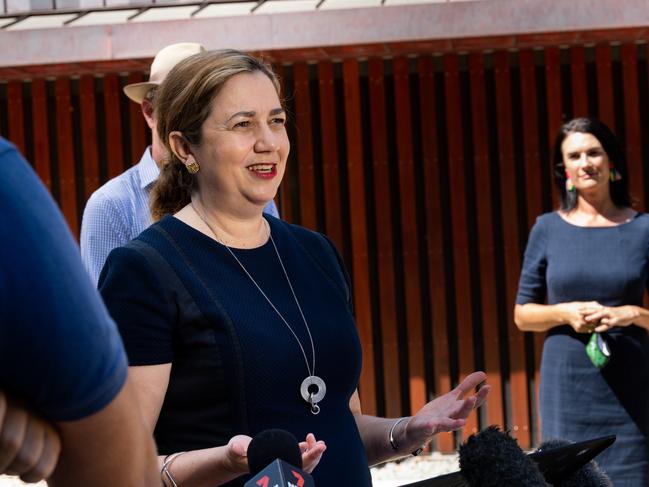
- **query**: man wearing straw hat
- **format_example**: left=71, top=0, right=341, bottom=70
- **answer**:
left=80, top=42, right=279, bottom=284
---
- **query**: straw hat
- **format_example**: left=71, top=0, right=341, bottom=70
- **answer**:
left=123, top=42, right=206, bottom=104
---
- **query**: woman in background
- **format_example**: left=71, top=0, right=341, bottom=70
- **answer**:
left=515, top=117, right=649, bottom=485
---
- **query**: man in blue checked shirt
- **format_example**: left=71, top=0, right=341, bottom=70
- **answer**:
left=80, top=42, right=280, bottom=284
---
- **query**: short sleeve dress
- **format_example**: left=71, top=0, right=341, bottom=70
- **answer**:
left=99, top=214, right=373, bottom=486
left=517, top=211, right=649, bottom=485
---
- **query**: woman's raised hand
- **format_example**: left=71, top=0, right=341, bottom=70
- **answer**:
left=399, top=371, right=490, bottom=452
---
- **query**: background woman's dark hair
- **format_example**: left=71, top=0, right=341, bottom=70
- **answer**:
left=150, top=49, right=281, bottom=221
left=553, top=117, right=631, bottom=211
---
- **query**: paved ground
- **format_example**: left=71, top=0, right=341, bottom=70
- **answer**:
left=0, top=453, right=459, bottom=486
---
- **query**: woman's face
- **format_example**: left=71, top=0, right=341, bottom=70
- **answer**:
left=192, top=71, right=289, bottom=211
left=561, top=131, right=612, bottom=194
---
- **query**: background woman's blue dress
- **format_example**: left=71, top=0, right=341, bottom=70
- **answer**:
left=517, top=211, right=649, bottom=486
left=99, top=215, right=373, bottom=486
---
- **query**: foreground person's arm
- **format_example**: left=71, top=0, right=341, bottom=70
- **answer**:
left=49, top=377, right=159, bottom=486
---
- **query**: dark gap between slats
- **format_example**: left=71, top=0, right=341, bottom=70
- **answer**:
left=410, top=57, right=437, bottom=410
left=359, top=61, right=386, bottom=418
left=0, top=83, right=7, bottom=139
left=384, top=59, right=412, bottom=416
left=22, top=81, right=34, bottom=165
left=637, top=45, right=649, bottom=207
left=484, top=54, right=513, bottom=433
left=70, top=77, right=86, bottom=230
left=434, top=56, right=460, bottom=436
left=94, top=76, right=108, bottom=186
left=535, top=50, right=553, bottom=216
left=282, top=65, right=300, bottom=225
left=611, top=46, right=625, bottom=145
left=509, top=56, right=536, bottom=440
left=458, top=56, right=487, bottom=431
left=585, top=47, right=599, bottom=118
left=333, top=62, right=354, bottom=278
left=47, top=79, right=60, bottom=204
left=309, top=63, right=326, bottom=234
left=118, top=75, right=134, bottom=170
left=560, top=49, right=573, bottom=122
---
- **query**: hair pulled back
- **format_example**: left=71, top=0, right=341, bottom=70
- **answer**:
left=150, top=49, right=280, bottom=220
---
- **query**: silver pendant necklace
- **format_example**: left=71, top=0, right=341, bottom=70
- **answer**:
left=191, top=203, right=326, bottom=415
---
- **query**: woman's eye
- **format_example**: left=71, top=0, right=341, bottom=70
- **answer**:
left=233, top=120, right=251, bottom=129
left=271, top=117, right=286, bottom=126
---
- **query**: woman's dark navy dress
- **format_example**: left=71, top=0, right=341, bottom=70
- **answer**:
left=99, top=215, right=373, bottom=486
left=517, top=212, right=649, bottom=486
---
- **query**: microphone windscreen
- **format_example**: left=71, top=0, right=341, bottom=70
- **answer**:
left=247, top=429, right=302, bottom=475
left=538, top=438, right=612, bottom=487
left=459, top=426, right=548, bottom=487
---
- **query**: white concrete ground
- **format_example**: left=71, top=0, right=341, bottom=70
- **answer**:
left=0, top=453, right=460, bottom=487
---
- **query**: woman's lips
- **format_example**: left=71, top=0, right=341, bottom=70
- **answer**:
left=247, top=163, right=277, bottom=179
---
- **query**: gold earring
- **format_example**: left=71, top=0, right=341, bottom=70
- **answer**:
left=185, top=157, right=200, bottom=174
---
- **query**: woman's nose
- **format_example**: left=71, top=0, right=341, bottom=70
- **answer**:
left=254, top=125, right=278, bottom=152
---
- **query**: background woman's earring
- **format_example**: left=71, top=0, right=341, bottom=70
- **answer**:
left=565, top=173, right=575, bottom=192
left=609, top=166, right=622, bottom=182
left=186, top=158, right=200, bottom=174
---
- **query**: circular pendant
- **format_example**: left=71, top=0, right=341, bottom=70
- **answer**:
left=300, top=375, right=326, bottom=405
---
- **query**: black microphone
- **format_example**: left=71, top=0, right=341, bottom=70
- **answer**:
left=245, top=429, right=315, bottom=487
left=536, top=438, right=612, bottom=487
left=458, top=426, right=548, bottom=487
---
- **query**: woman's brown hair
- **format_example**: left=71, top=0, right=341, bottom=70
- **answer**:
left=150, top=49, right=281, bottom=220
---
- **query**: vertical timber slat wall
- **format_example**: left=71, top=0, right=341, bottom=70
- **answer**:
left=443, top=53, right=479, bottom=440
left=343, top=58, right=377, bottom=416
left=493, top=51, right=531, bottom=447
left=467, top=52, right=504, bottom=430
left=2, top=40, right=648, bottom=452
left=393, top=57, right=427, bottom=418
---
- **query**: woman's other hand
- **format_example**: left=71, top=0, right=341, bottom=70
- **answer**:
left=225, top=434, right=252, bottom=475
left=298, top=433, right=326, bottom=473
left=0, top=390, right=62, bottom=483
left=585, top=305, right=640, bottom=332
left=400, top=371, right=490, bottom=450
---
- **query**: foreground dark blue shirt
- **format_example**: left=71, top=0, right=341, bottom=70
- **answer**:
left=0, top=137, right=127, bottom=421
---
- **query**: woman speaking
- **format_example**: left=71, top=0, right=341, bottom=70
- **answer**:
left=99, top=49, right=490, bottom=486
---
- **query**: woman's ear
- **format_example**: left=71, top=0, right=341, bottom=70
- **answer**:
left=168, top=131, right=192, bottom=163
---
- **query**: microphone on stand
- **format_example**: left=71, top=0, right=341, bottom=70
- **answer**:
left=244, top=429, right=315, bottom=487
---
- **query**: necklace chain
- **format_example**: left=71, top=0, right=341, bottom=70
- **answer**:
left=190, top=203, right=318, bottom=388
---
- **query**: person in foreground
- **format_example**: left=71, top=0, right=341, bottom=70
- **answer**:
left=0, top=137, right=159, bottom=485
left=99, top=49, right=490, bottom=486
left=515, top=117, right=649, bottom=485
